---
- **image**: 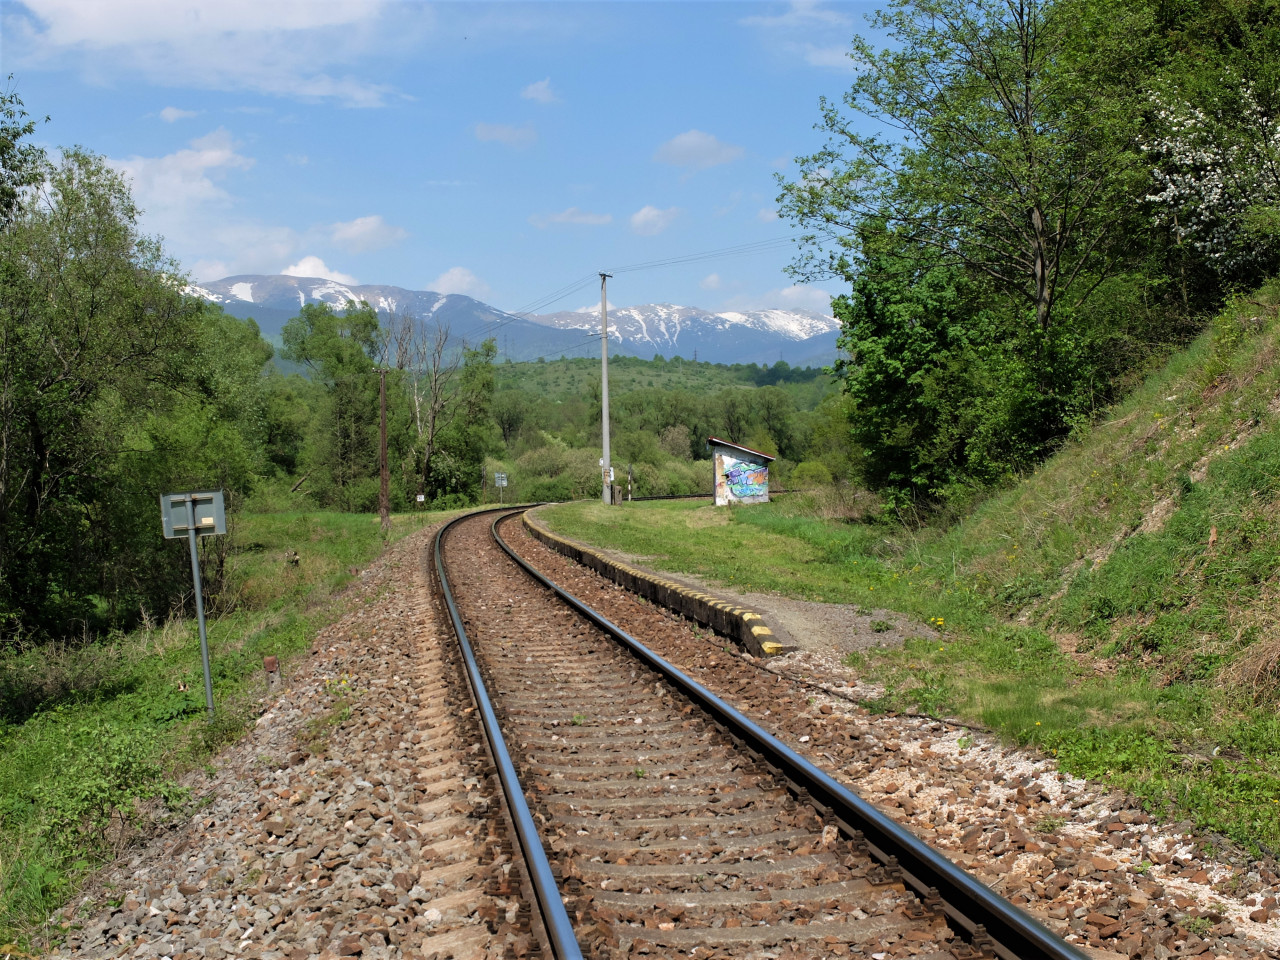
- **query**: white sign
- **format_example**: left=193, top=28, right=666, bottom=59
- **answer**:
left=495, top=472, right=508, bottom=488
left=416, top=494, right=426, bottom=502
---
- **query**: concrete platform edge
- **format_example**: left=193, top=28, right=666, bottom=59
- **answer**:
left=521, top=509, right=786, bottom=658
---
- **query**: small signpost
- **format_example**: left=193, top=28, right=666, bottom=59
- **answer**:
left=160, top=491, right=226, bottom=719
left=495, top=471, right=508, bottom=504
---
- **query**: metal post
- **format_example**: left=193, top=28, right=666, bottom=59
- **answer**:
left=600, top=272, right=613, bottom=505
left=185, top=496, right=215, bottom=719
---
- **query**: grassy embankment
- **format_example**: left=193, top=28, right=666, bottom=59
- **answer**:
left=0, top=509, right=444, bottom=948
left=540, top=282, right=1280, bottom=857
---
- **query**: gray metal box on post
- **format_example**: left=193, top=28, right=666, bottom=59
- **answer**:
left=160, top=491, right=226, bottom=718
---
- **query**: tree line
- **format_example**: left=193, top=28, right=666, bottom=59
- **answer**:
left=779, top=0, right=1280, bottom=508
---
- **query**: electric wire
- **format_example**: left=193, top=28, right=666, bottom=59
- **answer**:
left=431, top=231, right=824, bottom=357
left=474, top=234, right=807, bottom=347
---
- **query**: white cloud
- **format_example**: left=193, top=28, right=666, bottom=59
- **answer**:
left=740, top=1, right=851, bottom=30
left=741, top=2, right=858, bottom=73
left=701, top=273, right=721, bottom=291
left=653, top=130, right=743, bottom=170
left=521, top=77, right=557, bottom=104
left=282, top=256, right=358, bottom=284
left=775, top=284, right=835, bottom=313
left=630, top=204, right=680, bottom=236
left=329, top=214, right=408, bottom=253
left=112, top=128, right=254, bottom=221
left=757, top=207, right=780, bottom=222
left=474, top=122, right=536, bottom=148
left=110, top=130, right=310, bottom=281
left=714, top=191, right=743, bottom=217
left=8, top=0, right=402, bottom=106
left=725, top=284, right=835, bottom=314
left=159, top=106, right=198, bottom=122
left=802, top=46, right=855, bottom=69
left=190, top=259, right=232, bottom=282
left=529, top=207, right=612, bottom=228
left=431, top=266, right=491, bottom=299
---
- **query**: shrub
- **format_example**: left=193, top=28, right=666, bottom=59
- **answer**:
left=791, top=461, right=834, bottom=488
left=0, top=642, right=126, bottom=725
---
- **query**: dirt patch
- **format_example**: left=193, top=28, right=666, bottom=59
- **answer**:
left=585, top=545, right=938, bottom=656
left=1050, top=631, right=1119, bottom=678
left=680, top=504, right=732, bottom=529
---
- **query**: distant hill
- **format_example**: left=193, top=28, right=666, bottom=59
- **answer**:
left=186, top=275, right=589, bottom=361
left=187, top=275, right=841, bottom=367
left=529, top=303, right=840, bottom=366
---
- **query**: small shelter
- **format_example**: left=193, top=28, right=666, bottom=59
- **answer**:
left=708, top=437, right=775, bottom=506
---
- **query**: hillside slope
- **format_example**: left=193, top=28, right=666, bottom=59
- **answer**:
left=946, top=280, right=1280, bottom=699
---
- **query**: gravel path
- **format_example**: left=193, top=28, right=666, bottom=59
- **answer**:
left=45, top=527, right=527, bottom=960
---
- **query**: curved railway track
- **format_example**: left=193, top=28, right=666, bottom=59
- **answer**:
left=431, top=507, right=1089, bottom=960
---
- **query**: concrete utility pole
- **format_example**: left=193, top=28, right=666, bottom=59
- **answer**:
left=600, top=272, right=613, bottom=505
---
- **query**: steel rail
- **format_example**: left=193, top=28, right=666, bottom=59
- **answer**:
left=491, top=510, right=1091, bottom=960
left=432, top=509, right=585, bottom=960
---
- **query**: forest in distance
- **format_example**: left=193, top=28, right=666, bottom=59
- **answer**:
left=4, top=0, right=1280, bottom=647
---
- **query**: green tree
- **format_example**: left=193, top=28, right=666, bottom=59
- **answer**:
left=281, top=300, right=383, bottom=509
left=0, top=149, right=270, bottom=638
left=261, top=372, right=317, bottom=477
left=491, top=390, right=527, bottom=445
left=1141, top=0, right=1280, bottom=283
left=0, top=79, right=47, bottom=229
left=715, top=389, right=755, bottom=444
left=779, top=0, right=1145, bottom=384
left=427, top=338, right=498, bottom=503
left=756, top=386, right=799, bottom=459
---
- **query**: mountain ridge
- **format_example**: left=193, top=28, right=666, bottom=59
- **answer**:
left=188, top=275, right=841, bottom=367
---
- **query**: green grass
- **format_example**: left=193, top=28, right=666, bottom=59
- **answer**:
left=0, top=508, right=445, bottom=948
left=538, top=288, right=1280, bottom=864
left=544, top=499, right=987, bottom=626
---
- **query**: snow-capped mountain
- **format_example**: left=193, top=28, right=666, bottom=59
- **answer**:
left=531, top=303, right=838, bottom=360
left=188, top=274, right=525, bottom=340
left=188, top=275, right=840, bottom=367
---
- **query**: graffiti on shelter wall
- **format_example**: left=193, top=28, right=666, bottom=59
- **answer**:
left=715, top=453, right=769, bottom=505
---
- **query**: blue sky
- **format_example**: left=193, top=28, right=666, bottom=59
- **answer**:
left=2, top=1, right=880, bottom=316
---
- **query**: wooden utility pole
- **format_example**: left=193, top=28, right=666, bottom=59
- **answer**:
left=600, top=272, right=613, bottom=505
left=379, top=368, right=389, bottom=533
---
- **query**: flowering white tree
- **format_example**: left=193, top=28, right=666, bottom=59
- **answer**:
left=1144, top=80, right=1280, bottom=277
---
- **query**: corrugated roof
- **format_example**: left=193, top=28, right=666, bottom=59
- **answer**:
left=706, top=436, right=776, bottom=462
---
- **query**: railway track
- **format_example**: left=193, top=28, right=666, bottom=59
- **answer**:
left=432, top=507, right=1089, bottom=960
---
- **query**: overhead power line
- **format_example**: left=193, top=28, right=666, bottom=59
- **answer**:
left=470, top=232, right=811, bottom=348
